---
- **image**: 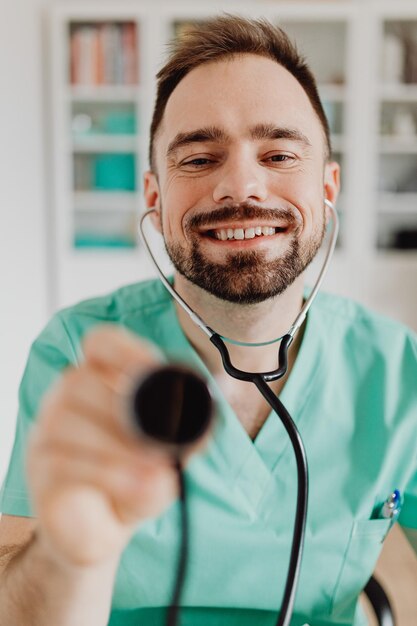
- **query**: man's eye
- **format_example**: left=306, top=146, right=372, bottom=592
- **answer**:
left=182, top=158, right=213, bottom=168
left=266, top=154, right=294, bottom=163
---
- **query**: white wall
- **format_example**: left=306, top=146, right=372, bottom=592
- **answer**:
left=0, top=0, right=49, bottom=484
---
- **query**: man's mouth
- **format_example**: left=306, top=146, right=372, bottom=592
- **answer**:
left=205, top=225, right=288, bottom=241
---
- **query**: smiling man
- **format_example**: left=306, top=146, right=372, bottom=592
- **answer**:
left=147, top=47, right=337, bottom=311
left=0, top=15, right=416, bottom=626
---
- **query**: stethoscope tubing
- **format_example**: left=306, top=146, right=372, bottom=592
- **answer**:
left=167, top=459, right=189, bottom=626
left=138, top=200, right=338, bottom=626
left=254, top=375, right=308, bottom=626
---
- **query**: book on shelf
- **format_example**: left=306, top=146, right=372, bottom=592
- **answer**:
left=70, top=22, right=138, bottom=86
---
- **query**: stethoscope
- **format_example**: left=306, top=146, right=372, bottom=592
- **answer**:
left=131, top=199, right=338, bottom=626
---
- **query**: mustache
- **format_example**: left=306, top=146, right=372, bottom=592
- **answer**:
left=186, top=203, right=300, bottom=230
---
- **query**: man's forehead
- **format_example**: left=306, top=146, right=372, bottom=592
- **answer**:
left=157, top=54, right=323, bottom=153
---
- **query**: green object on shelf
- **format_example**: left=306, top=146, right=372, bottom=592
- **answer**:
left=103, top=112, right=137, bottom=135
left=94, top=154, right=136, bottom=191
left=74, top=234, right=136, bottom=249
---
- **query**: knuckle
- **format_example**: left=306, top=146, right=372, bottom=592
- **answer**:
left=42, top=448, right=70, bottom=473
left=60, top=367, right=82, bottom=394
left=83, top=324, right=119, bottom=357
left=26, top=438, right=62, bottom=488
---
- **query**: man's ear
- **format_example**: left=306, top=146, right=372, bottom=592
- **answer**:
left=143, top=170, right=162, bottom=233
left=323, top=160, right=341, bottom=223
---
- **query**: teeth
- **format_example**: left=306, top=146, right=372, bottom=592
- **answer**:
left=213, top=226, right=280, bottom=240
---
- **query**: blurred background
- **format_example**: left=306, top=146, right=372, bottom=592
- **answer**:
left=1, top=0, right=416, bottom=622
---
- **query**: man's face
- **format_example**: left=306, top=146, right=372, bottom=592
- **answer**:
left=145, top=54, right=340, bottom=304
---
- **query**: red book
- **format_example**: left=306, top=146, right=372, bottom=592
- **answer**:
left=96, top=24, right=106, bottom=85
left=91, top=26, right=102, bottom=85
left=70, top=28, right=81, bottom=84
left=122, top=22, right=138, bottom=85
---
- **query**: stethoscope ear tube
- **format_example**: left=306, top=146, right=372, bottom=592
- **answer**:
left=137, top=199, right=338, bottom=626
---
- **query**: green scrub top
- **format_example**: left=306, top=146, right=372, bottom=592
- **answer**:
left=1, top=278, right=416, bottom=626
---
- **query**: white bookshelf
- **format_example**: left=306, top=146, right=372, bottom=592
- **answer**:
left=49, top=1, right=417, bottom=328
left=377, top=12, right=417, bottom=254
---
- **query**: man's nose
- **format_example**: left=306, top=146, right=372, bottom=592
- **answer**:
left=212, top=155, right=268, bottom=204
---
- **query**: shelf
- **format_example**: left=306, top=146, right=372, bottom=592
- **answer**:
left=72, top=134, right=138, bottom=152
left=49, top=5, right=417, bottom=315
left=379, top=84, right=417, bottom=102
left=378, top=192, right=417, bottom=215
left=74, top=236, right=136, bottom=249
left=375, top=250, right=417, bottom=262
left=73, top=191, right=138, bottom=211
left=379, top=137, right=417, bottom=153
left=68, top=85, right=140, bottom=101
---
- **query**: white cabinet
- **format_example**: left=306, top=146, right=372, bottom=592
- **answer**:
left=49, top=2, right=417, bottom=329
left=377, top=19, right=417, bottom=250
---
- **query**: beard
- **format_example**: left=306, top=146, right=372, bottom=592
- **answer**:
left=162, top=202, right=326, bottom=305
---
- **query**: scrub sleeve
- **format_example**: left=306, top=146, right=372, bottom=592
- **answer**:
left=0, top=314, right=79, bottom=517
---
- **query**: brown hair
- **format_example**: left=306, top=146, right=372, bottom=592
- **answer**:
left=149, top=14, right=331, bottom=170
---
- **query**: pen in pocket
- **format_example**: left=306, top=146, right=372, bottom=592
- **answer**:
left=379, top=489, right=402, bottom=528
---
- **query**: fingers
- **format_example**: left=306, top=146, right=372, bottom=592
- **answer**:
left=26, top=326, right=182, bottom=566
left=37, top=404, right=156, bottom=467
left=41, top=364, right=129, bottom=445
left=81, top=325, right=162, bottom=394
left=28, top=441, right=177, bottom=526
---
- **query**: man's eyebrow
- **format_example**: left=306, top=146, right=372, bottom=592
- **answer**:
left=166, top=123, right=312, bottom=158
left=250, top=123, right=312, bottom=147
left=166, top=126, right=229, bottom=157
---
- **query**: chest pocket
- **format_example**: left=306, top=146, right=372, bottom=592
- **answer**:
left=331, top=518, right=391, bottom=620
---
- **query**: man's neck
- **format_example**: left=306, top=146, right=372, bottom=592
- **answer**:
left=173, top=273, right=306, bottom=377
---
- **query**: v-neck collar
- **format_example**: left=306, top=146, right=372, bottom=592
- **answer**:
left=156, top=290, right=323, bottom=513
